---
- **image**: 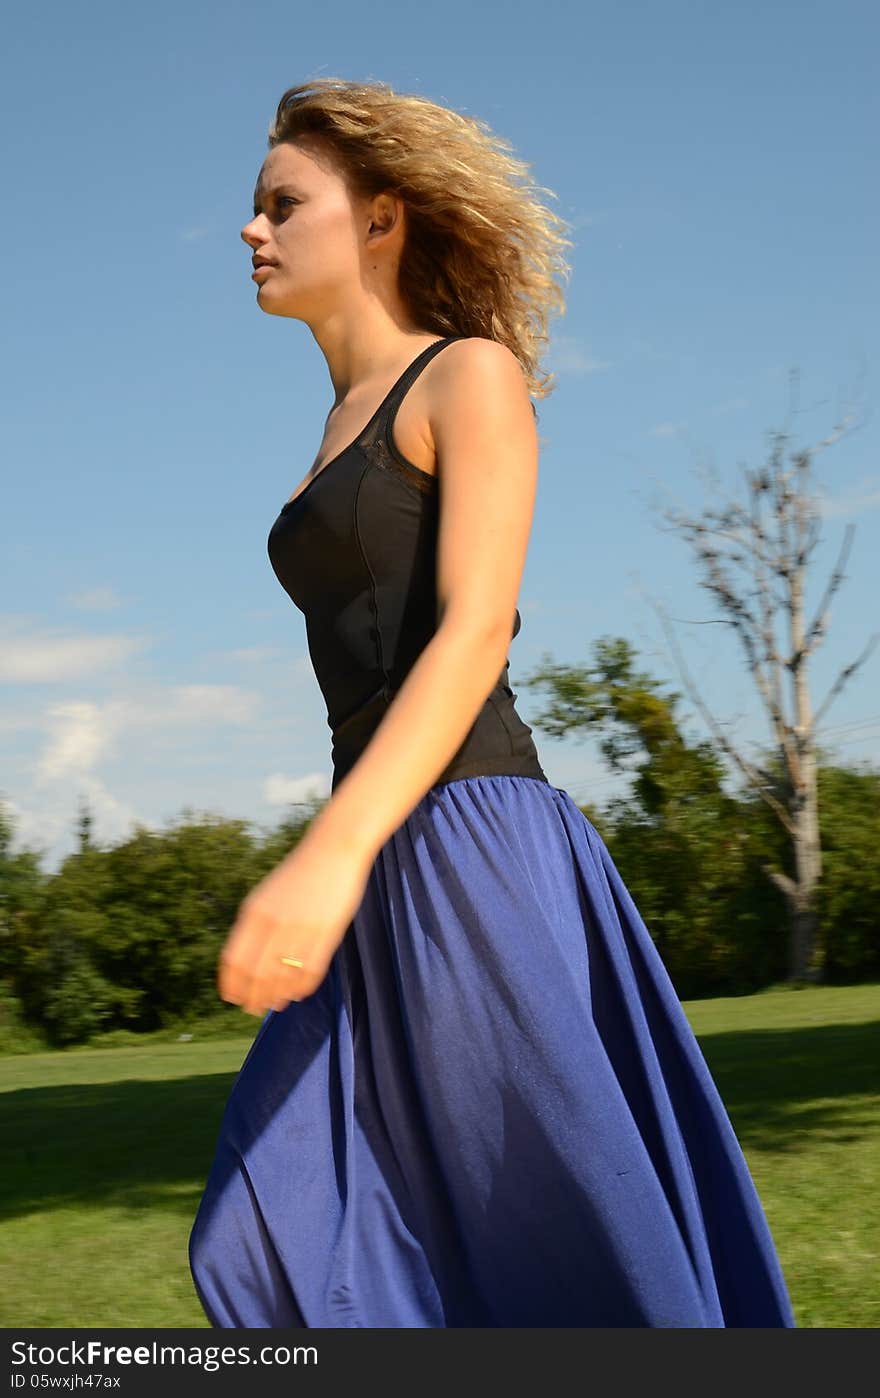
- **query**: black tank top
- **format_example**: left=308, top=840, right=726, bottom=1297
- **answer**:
left=267, top=336, right=549, bottom=793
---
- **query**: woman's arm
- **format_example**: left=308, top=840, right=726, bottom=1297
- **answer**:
left=303, top=336, right=540, bottom=865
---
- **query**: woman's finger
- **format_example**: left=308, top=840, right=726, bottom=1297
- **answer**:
left=218, top=928, right=263, bottom=1006
left=258, top=960, right=313, bottom=1010
left=219, top=893, right=279, bottom=999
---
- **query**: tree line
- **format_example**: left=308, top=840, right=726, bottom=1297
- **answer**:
left=1, top=632, right=877, bottom=1050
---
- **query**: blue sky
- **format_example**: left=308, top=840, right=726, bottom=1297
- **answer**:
left=2, top=0, right=877, bottom=872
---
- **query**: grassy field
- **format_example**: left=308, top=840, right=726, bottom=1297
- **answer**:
left=1, top=982, right=877, bottom=1328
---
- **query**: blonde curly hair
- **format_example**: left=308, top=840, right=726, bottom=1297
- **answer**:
left=266, top=77, right=573, bottom=401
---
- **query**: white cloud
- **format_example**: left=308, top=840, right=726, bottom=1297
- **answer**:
left=817, top=476, right=880, bottom=520
left=212, top=645, right=287, bottom=665
left=0, top=624, right=149, bottom=682
left=27, top=684, right=262, bottom=787
left=65, top=587, right=126, bottom=613
left=2, top=678, right=266, bottom=870
left=565, top=208, right=611, bottom=231
left=264, top=771, right=331, bottom=806
left=161, top=685, right=260, bottom=724
left=35, top=701, right=112, bottom=783
left=649, top=422, right=685, bottom=438
left=547, top=335, right=611, bottom=376
left=5, top=777, right=141, bottom=861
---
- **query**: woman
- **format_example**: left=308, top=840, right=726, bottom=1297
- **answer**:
left=188, top=77, right=796, bottom=1328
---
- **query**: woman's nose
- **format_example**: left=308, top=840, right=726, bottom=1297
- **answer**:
left=241, top=214, right=269, bottom=246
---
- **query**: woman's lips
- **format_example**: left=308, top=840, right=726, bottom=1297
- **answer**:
left=252, top=264, right=275, bottom=279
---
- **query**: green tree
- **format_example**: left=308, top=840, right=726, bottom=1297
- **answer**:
left=92, top=811, right=260, bottom=1029
left=520, top=636, right=789, bottom=994
left=814, top=762, right=880, bottom=978
left=0, top=802, right=49, bottom=1047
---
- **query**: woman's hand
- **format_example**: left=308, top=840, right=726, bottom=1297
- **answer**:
left=218, top=829, right=375, bottom=1017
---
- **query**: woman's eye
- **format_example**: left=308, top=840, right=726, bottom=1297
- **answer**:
left=277, top=197, right=297, bottom=208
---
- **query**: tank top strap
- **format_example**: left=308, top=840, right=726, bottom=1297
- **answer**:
left=355, top=336, right=461, bottom=494
left=373, top=335, right=461, bottom=435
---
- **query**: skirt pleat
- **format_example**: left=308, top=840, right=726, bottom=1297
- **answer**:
left=189, top=775, right=795, bottom=1328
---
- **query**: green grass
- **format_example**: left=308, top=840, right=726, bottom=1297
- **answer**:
left=0, top=983, right=877, bottom=1328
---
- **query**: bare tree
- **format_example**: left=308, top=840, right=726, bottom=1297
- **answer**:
left=655, top=370, right=877, bottom=983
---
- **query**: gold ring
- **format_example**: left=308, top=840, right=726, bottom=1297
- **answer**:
left=280, top=956, right=305, bottom=968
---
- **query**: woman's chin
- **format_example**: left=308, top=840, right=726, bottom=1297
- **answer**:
left=254, top=290, right=302, bottom=320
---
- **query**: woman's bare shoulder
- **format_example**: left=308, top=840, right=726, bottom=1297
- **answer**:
left=435, top=335, right=524, bottom=377
left=425, top=337, right=532, bottom=438
left=394, top=336, right=530, bottom=477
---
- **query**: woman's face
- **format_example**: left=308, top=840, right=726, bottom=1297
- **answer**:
left=240, top=139, right=369, bottom=321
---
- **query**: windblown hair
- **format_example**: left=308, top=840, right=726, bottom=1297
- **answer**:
left=267, top=77, right=573, bottom=400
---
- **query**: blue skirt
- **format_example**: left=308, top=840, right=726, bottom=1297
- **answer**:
left=188, top=775, right=795, bottom=1327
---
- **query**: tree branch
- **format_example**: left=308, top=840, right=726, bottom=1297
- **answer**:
left=650, top=598, right=797, bottom=836
left=800, top=523, right=855, bottom=662
left=763, top=864, right=797, bottom=900
left=813, top=631, right=880, bottom=728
